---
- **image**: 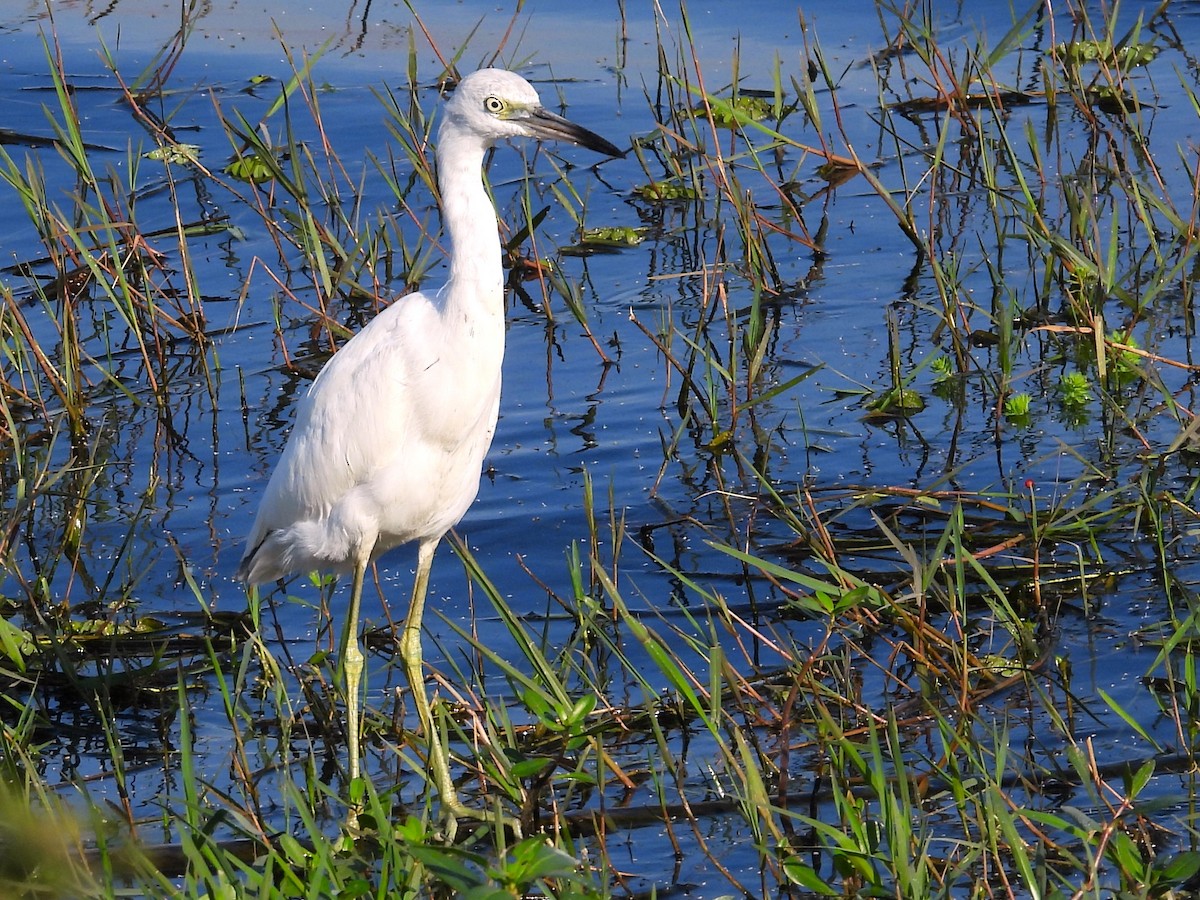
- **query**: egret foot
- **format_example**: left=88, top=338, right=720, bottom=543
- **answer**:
left=438, top=797, right=524, bottom=843
left=412, top=712, right=523, bottom=841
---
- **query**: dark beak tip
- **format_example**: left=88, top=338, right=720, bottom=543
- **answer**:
left=569, top=127, right=623, bottom=159
left=533, top=108, right=622, bottom=159
left=596, top=139, right=625, bottom=159
left=579, top=126, right=624, bottom=159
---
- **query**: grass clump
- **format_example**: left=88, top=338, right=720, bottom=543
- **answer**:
left=6, top=1, right=1200, bottom=897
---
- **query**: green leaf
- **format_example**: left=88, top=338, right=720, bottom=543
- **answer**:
left=1159, top=851, right=1200, bottom=885
left=781, top=857, right=837, bottom=894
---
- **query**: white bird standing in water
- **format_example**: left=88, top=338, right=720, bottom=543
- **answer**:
left=236, top=68, right=620, bottom=826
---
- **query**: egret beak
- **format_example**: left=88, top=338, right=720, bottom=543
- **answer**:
left=527, top=107, right=624, bottom=158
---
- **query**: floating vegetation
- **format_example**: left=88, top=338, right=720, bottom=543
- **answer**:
left=1003, top=391, right=1032, bottom=422
left=686, top=92, right=773, bottom=127
left=866, top=386, right=925, bottom=417
left=1087, top=84, right=1146, bottom=112
left=633, top=179, right=699, bottom=201
left=4, top=0, right=1200, bottom=896
left=1058, top=371, right=1093, bottom=408
left=560, top=224, right=648, bottom=254
left=1056, top=38, right=1158, bottom=68
left=890, top=88, right=1036, bottom=114
left=224, top=148, right=284, bottom=182
left=143, top=143, right=201, bottom=165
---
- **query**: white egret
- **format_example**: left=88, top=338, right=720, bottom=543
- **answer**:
left=236, top=68, right=620, bottom=826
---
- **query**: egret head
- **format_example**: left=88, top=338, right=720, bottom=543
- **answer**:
left=442, top=68, right=622, bottom=157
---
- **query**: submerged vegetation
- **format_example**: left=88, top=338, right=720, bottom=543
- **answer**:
left=3, top=0, right=1200, bottom=895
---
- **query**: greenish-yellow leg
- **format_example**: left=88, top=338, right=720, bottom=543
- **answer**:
left=339, top=538, right=517, bottom=838
left=404, top=539, right=466, bottom=819
left=404, top=537, right=520, bottom=838
left=341, top=558, right=367, bottom=785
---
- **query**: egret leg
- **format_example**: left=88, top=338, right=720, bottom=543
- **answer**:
left=341, top=557, right=367, bottom=785
left=402, top=538, right=460, bottom=812
left=404, top=537, right=521, bottom=839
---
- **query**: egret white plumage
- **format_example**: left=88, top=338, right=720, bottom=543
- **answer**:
left=236, top=68, right=620, bottom=824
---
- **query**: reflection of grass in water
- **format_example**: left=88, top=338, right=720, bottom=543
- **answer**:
left=4, top=0, right=1200, bottom=894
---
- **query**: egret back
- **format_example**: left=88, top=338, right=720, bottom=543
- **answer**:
left=237, top=285, right=504, bottom=584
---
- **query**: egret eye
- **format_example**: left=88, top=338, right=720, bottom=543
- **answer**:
left=484, top=96, right=505, bottom=114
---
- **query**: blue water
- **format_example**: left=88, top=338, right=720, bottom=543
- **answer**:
left=2, top=1, right=1199, bottom=894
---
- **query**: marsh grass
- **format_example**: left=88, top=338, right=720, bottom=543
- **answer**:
left=5, top=1, right=1200, bottom=896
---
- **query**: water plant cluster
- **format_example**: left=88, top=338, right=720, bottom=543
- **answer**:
left=3, top=0, right=1200, bottom=896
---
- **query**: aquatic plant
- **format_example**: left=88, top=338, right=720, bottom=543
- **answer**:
left=3, top=1, right=1200, bottom=896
